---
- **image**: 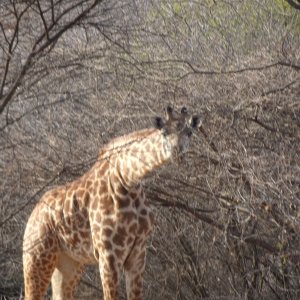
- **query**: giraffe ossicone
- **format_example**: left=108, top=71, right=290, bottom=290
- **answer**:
left=23, top=106, right=201, bottom=300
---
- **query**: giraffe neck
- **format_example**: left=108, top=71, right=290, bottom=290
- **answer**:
left=99, top=128, right=172, bottom=187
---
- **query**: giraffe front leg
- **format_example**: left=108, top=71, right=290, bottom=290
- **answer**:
left=124, top=238, right=147, bottom=300
left=98, top=251, right=121, bottom=300
left=51, top=252, right=84, bottom=300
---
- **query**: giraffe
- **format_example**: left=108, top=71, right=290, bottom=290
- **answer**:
left=22, top=106, right=201, bottom=300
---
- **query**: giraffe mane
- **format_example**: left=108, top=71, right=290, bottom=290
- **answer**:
left=98, top=128, right=159, bottom=160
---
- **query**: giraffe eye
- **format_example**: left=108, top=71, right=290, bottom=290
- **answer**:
left=154, top=117, right=164, bottom=129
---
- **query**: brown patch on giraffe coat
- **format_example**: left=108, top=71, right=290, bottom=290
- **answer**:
left=101, top=196, right=114, bottom=214
left=97, top=161, right=109, bottom=177
left=104, top=260, right=117, bottom=279
left=106, top=255, right=117, bottom=272
left=112, top=228, right=126, bottom=247
left=132, top=286, right=142, bottom=298
left=40, top=252, right=48, bottom=259
left=79, top=230, right=90, bottom=239
left=76, top=189, right=84, bottom=198
left=103, top=227, right=113, bottom=237
left=71, top=233, right=80, bottom=246
left=111, top=269, right=119, bottom=283
left=117, top=211, right=137, bottom=224
left=129, top=192, right=138, bottom=200
left=66, top=217, right=71, bottom=227
left=86, top=180, right=93, bottom=189
left=72, top=196, right=80, bottom=212
left=124, top=255, right=133, bottom=270
left=102, top=218, right=114, bottom=228
left=115, top=248, right=125, bottom=258
left=140, top=209, right=147, bottom=216
left=45, top=236, right=54, bottom=248
left=86, top=218, right=90, bottom=229
left=62, top=224, right=72, bottom=236
left=135, top=198, right=141, bottom=208
left=127, top=236, right=134, bottom=245
left=90, top=187, right=97, bottom=197
left=117, top=225, right=127, bottom=237
left=129, top=223, right=137, bottom=234
left=93, top=180, right=99, bottom=190
left=76, top=213, right=85, bottom=227
left=41, top=258, right=49, bottom=266
left=51, top=191, right=59, bottom=198
left=99, top=182, right=108, bottom=195
left=102, top=240, right=113, bottom=250
left=82, top=207, right=89, bottom=219
left=137, top=217, right=149, bottom=235
left=83, top=192, right=90, bottom=207
left=115, top=196, right=131, bottom=209
left=116, top=184, right=128, bottom=196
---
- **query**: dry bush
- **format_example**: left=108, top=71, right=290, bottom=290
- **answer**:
left=1, top=0, right=300, bottom=299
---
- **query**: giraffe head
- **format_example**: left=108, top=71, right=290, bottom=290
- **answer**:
left=154, top=105, right=202, bottom=160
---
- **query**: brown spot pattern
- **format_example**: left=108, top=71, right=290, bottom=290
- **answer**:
left=22, top=127, right=165, bottom=299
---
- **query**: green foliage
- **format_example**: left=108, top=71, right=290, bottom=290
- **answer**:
left=274, top=0, right=294, bottom=12
left=145, top=0, right=300, bottom=60
left=273, top=0, right=300, bottom=32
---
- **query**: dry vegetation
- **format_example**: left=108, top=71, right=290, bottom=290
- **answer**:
left=1, top=0, right=300, bottom=299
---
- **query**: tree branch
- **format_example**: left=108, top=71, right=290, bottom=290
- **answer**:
left=0, top=0, right=103, bottom=115
left=151, top=195, right=279, bottom=255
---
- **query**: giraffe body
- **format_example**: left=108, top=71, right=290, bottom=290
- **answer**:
left=23, top=107, right=201, bottom=300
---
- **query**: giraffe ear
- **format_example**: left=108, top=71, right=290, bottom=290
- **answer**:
left=165, top=105, right=174, bottom=121
left=154, top=117, right=165, bottom=129
left=166, top=105, right=173, bottom=114
left=190, top=115, right=202, bottom=129
left=181, top=107, right=188, bottom=115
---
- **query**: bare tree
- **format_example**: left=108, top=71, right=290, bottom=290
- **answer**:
left=1, top=0, right=300, bottom=299
left=0, top=0, right=104, bottom=116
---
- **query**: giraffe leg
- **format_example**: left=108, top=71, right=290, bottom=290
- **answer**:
left=51, top=252, right=84, bottom=300
left=124, top=239, right=147, bottom=300
left=23, top=251, right=57, bottom=300
left=98, top=254, right=121, bottom=300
